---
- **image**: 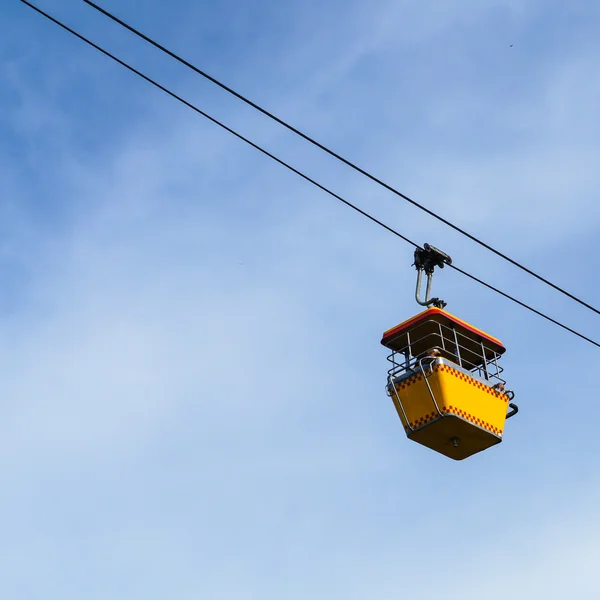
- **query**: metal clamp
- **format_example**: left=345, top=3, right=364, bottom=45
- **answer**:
left=414, top=243, right=452, bottom=309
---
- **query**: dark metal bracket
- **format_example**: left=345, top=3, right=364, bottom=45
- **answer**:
left=414, top=243, right=452, bottom=309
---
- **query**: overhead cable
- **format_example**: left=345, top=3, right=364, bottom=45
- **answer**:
left=79, top=0, right=600, bottom=318
left=20, top=0, right=600, bottom=350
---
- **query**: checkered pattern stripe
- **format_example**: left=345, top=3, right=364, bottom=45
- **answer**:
left=393, top=363, right=507, bottom=402
left=396, top=372, right=423, bottom=389
left=436, top=364, right=508, bottom=402
left=403, top=406, right=502, bottom=436
left=404, top=411, right=439, bottom=431
left=442, top=405, right=503, bottom=436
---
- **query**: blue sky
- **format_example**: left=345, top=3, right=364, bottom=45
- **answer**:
left=2, top=0, right=600, bottom=597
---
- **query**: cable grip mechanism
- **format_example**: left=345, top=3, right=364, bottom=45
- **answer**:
left=414, top=243, right=452, bottom=308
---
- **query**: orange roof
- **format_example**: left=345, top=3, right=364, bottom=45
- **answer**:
left=381, top=307, right=505, bottom=355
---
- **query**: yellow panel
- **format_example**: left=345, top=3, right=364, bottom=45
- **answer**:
left=388, top=360, right=509, bottom=460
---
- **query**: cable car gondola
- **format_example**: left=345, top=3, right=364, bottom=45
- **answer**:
left=381, top=244, right=518, bottom=460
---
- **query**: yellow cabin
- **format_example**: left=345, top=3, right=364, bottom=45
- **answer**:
left=381, top=307, right=517, bottom=460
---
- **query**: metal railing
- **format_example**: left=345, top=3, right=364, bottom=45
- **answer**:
left=385, top=318, right=506, bottom=390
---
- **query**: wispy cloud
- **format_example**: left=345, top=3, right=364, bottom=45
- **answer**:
left=1, top=1, right=600, bottom=598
